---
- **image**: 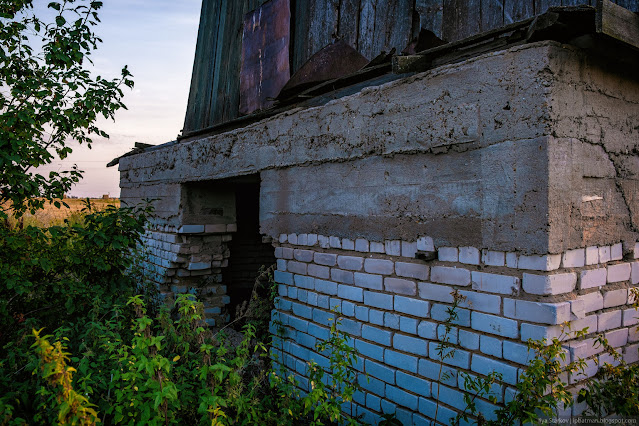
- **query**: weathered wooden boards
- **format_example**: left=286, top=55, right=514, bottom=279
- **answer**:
left=182, top=0, right=639, bottom=135
left=597, top=0, right=639, bottom=49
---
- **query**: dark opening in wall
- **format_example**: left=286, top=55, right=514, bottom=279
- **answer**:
left=223, top=175, right=276, bottom=318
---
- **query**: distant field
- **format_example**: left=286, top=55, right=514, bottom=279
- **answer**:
left=5, top=198, right=120, bottom=227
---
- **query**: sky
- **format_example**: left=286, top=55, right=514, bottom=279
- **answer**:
left=34, top=0, right=202, bottom=198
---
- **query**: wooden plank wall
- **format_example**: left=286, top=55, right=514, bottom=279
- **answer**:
left=183, top=0, right=638, bottom=134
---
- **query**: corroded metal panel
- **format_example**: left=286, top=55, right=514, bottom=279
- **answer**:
left=239, top=0, right=291, bottom=115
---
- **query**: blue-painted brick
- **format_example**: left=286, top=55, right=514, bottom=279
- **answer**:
left=395, top=406, right=414, bottom=426
left=277, top=298, right=292, bottom=312
left=459, top=329, right=480, bottom=350
left=288, top=287, right=298, bottom=299
left=307, top=291, right=318, bottom=306
left=393, top=334, right=428, bottom=356
left=364, top=290, right=394, bottom=309
left=480, top=335, right=503, bottom=358
left=472, top=312, right=519, bottom=338
left=339, top=318, right=362, bottom=337
left=356, top=405, right=378, bottom=426
left=366, top=393, right=381, bottom=411
left=353, top=390, right=365, bottom=405
left=431, top=304, right=471, bottom=326
left=428, top=343, right=470, bottom=369
left=297, top=332, right=316, bottom=349
left=418, top=358, right=457, bottom=386
left=471, top=355, right=518, bottom=385
left=385, top=385, right=419, bottom=410
left=437, top=324, right=458, bottom=344
left=294, top=274, right=315, bottom=290
left=394, top=296, right=430, bottom=317
left=369, top=309, right=384, bottom=325
left=354, top=272, right=383, bottom=290
left=355, top=305, right=369, bottom=321
left=331, top=268, right=354, bottom=284
left=274, top=270, right=293, bottom=285
left=356, top=339, right=385, bottom=362
left=417, top=320, right=437, bottom=339
left=289, top=343, right=310, bottom=361
left=315, top=279, right=338, bottom=295
left=329, top=297, right=341, bottom=311
left=384, top=349, right=418, bottom=373
left=400, top=316, right=419, bottom=334
left=278, top=284, right=287, bottom=297
left=308, top=322, right=330, bottom=340
left=291, top=302, right=312, bottom=319
left=317, top=294, right=329, bottom=309
left=385, top=312, right=400, bottom=329
left=366, top=359, right=396, bottom=383
left=431, top=383, right=466, bottom=411
left=458, top=373, right=503, bottom=403
left=397, top=371, right=431, bottom=397
left=288, top=315, right=309, bottom=333
left=338, top=284, right=364, bottom=302
left=359, top=374, right=385, bottom=396
left=312, top=308, right=335, bottom=325
left=419, top=397, right=458, bottom=424
left=297, top=289, right=308, bottom=303
left=342, top=300, right=355, bottom=316
left=381, top=399, right=396, bottom=415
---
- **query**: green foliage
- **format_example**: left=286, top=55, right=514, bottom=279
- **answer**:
left=0, top=0, right=133, bottom=216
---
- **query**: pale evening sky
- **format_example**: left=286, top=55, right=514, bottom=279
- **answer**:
left=35, top=0, right=202, bottom=198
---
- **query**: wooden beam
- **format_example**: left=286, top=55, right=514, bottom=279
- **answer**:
left=596, top=0, right=639, bottom=49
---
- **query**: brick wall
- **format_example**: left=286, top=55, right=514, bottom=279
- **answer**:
left=270, top=233, right=639, bottom=423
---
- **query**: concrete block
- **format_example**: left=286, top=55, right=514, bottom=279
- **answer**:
left=365, top=359, right=395, bottom=383
left=438, top=247, right=458, bottom=262
left=315, top=279, right=337, bottom=295
left=459, top=247, right=480, bottom=265
left=355, top=238, right=369, bottom=252
left=522, top=272, right=576, bottom=295
left=417, top=321, right=437, bottom=339
left=517, top=254, right=561, bottom=271
left=287, top=261, right=307, bottom=275
left=331, top=268, right=354, bottom=284
left=364, top=258, right=394, bottom=275
left=370, top=241, right=385, bottom=253
left=418, top=282, right=454, bottom=303
left=472, top=312, right=518, bottom=338
left=385, top=240, right=401, bottom=256
left=471, top=355, right=518, bottom=385
left=342, top=238, right=355, bottom=251
left=431, top=266, right=471, bottom=286
left=504, top=299, right=571, bottom=324
left=396, top=262, right=429, bottom=280
left=337, top=284, right=364, bottom=302
left=480, top=335, right=503, bottom=358
left=599, top=246, right=611, bottom=264
left=394, top=296, right=430, bottom=317
left=603, top=288, right=628, bottom=308
left=578, top=291, right=604, bottom=312
left=384, top=277, right=417, bottom=296
left=458, top=290, right=501, bottom=314
left=401, top=241, right=417, bottom=258
left=308, top=264, right=330, bottom=279
left=354, top=272, right=383, bottom=290
left=482, top=250, right=505, bottom=266
left=506, top=252, right=518, bottom=268
left=294, top=249, right=314, bottom=262
left=396, top=371, right=430, bottom=397
left=178, top=224, right=204, bottom=234
left=611, top=243, right=623, bottom=261
left=607, top=263, right=631, bottom=283
left=503, top=341, right=534, bottom=365
left=362, top=325, right=392, bottom=346
left=393, top=334, right=428, bottom=356
left=417, top=236, right=434, bottom=252
left=418, top=359, right=457, bottom=387
left=431, top=304, right=470, bottom=326
left=364, top=290, right=393, bottom=309
left=459, top=330, right=480, bottom=350
left=598, top=310, right=622, bottom=332
left=385, top=385, right=419, bottom=411
left=428, top=343, right=470, bottom=369
left=399, top=316, right=419, bottom=334
left=562, top=249, right=585, bottom=268
left=580, top=268, right=607, bottom=289
left=585, top=246, right=599, bottom=265
left=384, top=349, right=418, bottom=373
left=337, top=255, right=364, bottom=271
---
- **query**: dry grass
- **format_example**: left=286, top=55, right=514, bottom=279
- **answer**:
left=4, top=198, right=120, bottom=228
